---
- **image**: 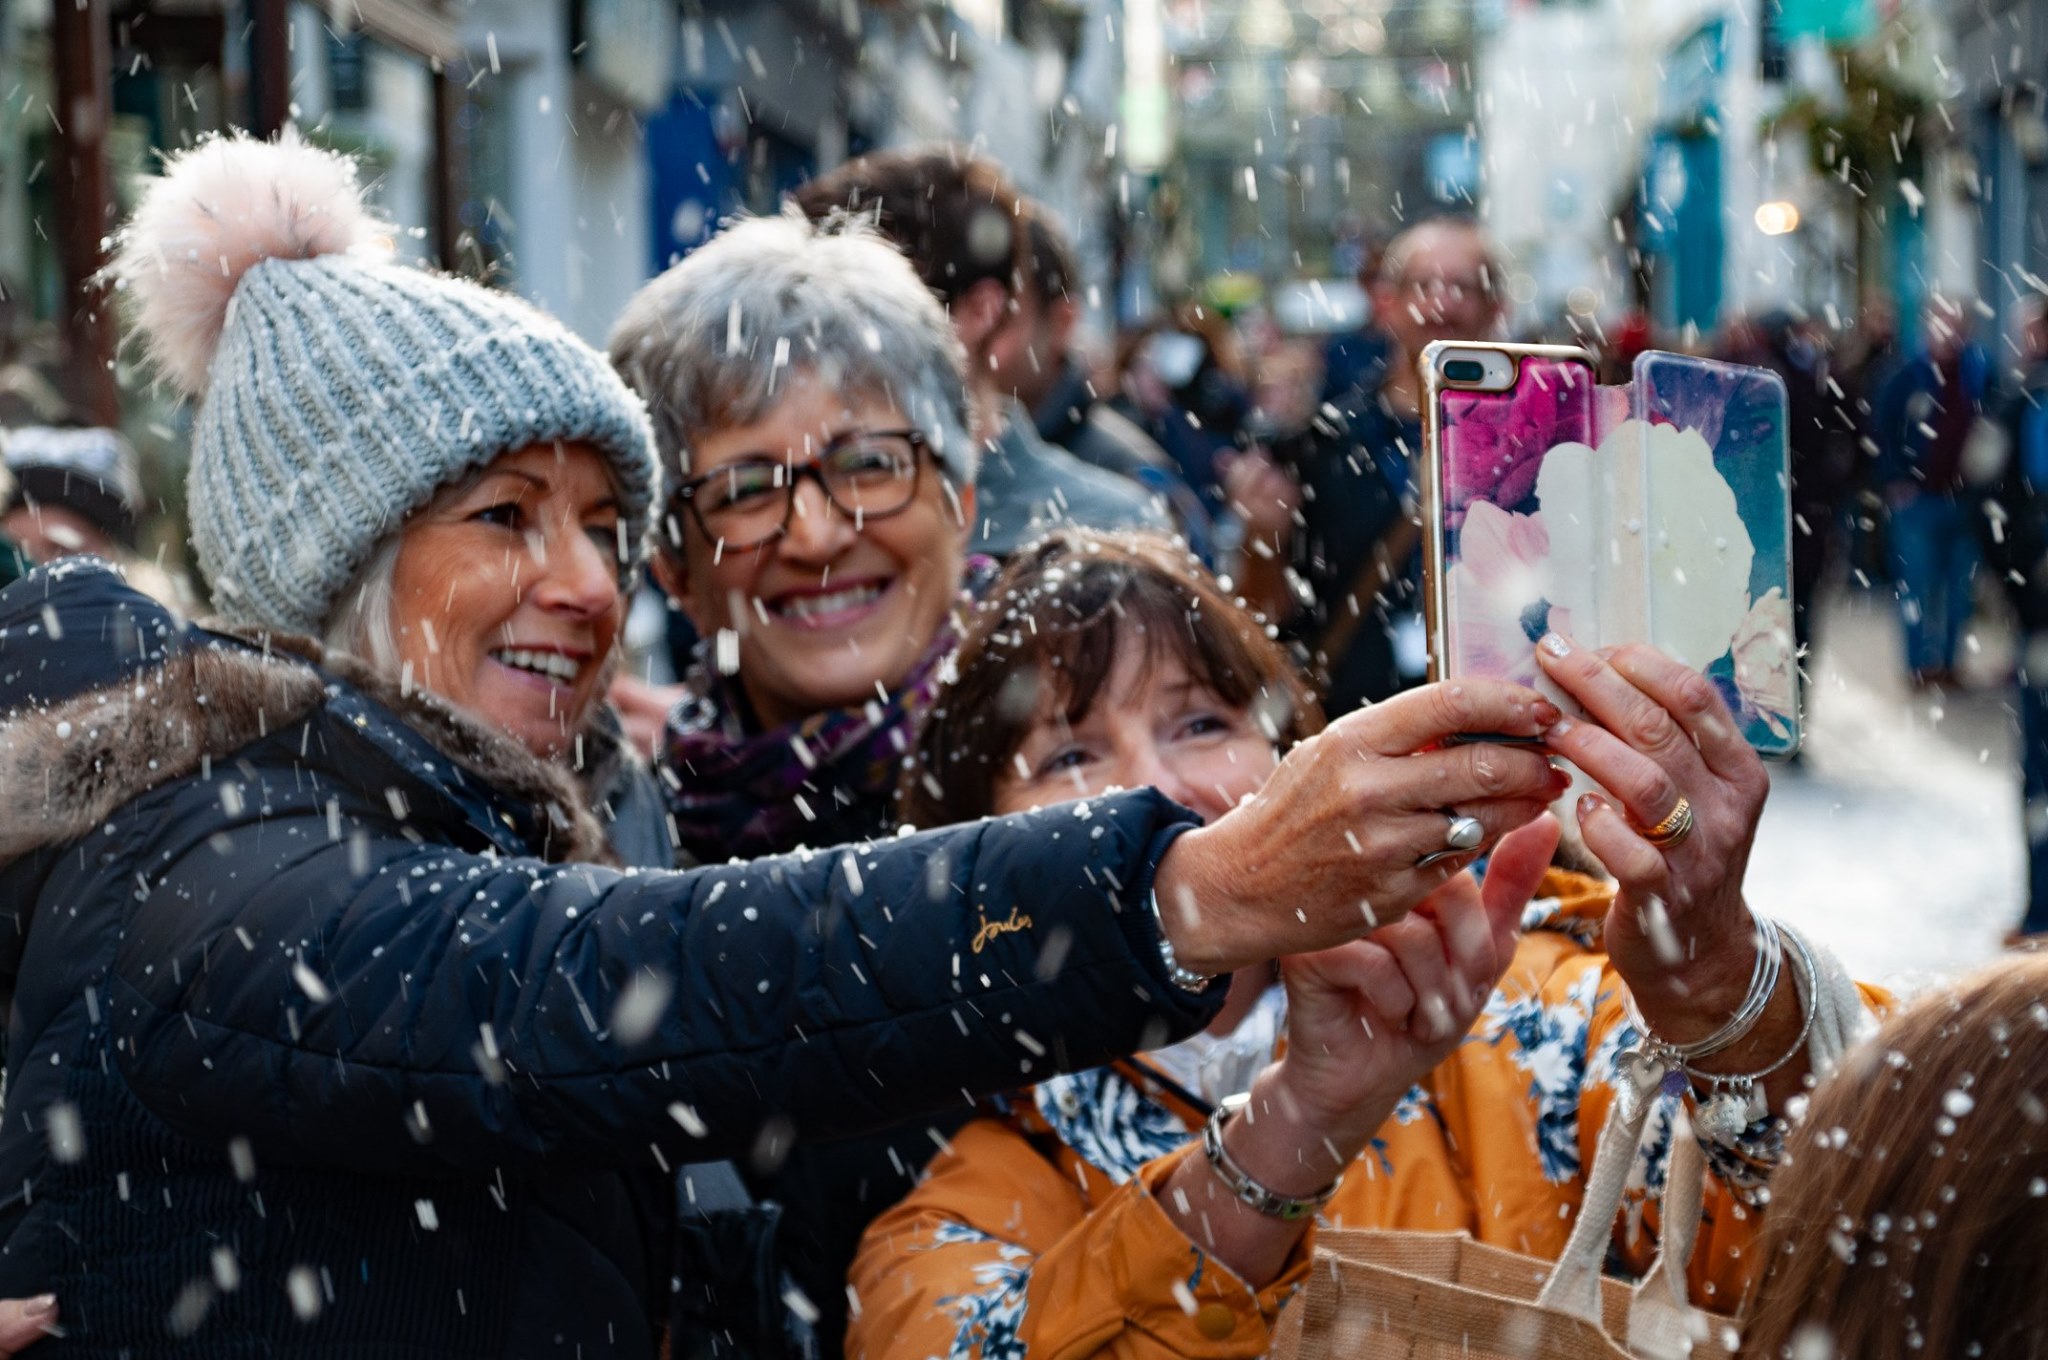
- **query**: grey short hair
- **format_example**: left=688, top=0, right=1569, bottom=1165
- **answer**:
left=607, top=208, right=976, bottom=549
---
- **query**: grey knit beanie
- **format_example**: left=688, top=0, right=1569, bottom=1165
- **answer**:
left=107, top=131, right=658, bottom=636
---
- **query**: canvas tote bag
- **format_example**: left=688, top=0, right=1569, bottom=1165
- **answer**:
left=1271, top=922, right=1869, bottom=1360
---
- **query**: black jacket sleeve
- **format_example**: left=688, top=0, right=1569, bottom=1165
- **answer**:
left=105, top=748, right=1215, bottom=1177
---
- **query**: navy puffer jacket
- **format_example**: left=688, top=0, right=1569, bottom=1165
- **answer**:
left=0, top=561, right=1217, bottom=1356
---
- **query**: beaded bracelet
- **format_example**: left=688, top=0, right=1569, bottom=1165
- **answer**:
left=1147, top=888, right=1217, bottom=995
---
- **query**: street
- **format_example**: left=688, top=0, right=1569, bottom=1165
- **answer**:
left=1748, top=584, right=2025, bottom=990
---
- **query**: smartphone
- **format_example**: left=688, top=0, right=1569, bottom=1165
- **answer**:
left=1420, top=341, right=1599, bottom=744
left=1419, top=341, right=1800, bottom=759
left=1628, top=351, right=1800, bottom=759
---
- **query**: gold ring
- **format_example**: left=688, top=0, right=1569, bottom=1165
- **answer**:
left=1637, top=795, right=1694, bottom=848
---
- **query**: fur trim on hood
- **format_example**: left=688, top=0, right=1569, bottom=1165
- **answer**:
left=0, top=635, right=611, bottom=872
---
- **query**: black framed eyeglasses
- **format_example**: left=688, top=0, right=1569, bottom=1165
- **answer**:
left=671, top=428, right=931, bottom=552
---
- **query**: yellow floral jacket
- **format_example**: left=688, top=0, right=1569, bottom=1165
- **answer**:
left=846, top=870, right=1887, bottom=1360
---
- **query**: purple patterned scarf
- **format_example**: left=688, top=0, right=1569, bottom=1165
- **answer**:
left=659, top=560, right=993, bottom=863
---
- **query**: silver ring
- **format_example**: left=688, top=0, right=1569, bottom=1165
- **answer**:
left=1416, top=812, right=1486, bottom=869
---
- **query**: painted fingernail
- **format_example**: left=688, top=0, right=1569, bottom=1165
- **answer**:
left=24, top=1295, right=54, bottom=1320
left=1577, top=793, right=1606, bottom=818
left=1532, top=699, right=1562, bottom=727
left=1540, top=633, right=1571, bottom=658
left=1545, top=715, right=1574, bottom=738
left=1421, top=993, right=1455, bottom=1043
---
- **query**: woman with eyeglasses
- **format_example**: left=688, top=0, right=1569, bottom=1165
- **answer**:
left=610, top=216, right=983, bottom=867
left=610, top=214, right=1003, bottom=1355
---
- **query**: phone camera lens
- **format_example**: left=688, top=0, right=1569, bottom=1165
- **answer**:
left=1443, top=359, right=1485, bottom=383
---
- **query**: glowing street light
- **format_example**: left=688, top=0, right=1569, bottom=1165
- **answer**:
left=1755, top=201, right=1801, bottom=235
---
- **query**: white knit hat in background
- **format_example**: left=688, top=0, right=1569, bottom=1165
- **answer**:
left=106, top=131, right=658, bottom=636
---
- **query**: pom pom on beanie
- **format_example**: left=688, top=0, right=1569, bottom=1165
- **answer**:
left=107, top=129, right=390, bottom=396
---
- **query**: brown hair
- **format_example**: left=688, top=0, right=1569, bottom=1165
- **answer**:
left=1739, top=953, right=2048, bottom=1360
left=792, top=147, right=1026, bottom=311
left=1021, top=206, right=1078, bottom=309
left=897, top=529, right=1321, bottom=828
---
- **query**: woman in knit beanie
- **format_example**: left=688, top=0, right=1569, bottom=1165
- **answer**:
left=105, top=130, right=659, bottom=770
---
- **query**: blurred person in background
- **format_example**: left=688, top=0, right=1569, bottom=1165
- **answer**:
left=1738, top=952, right=2048, bottom=1359
left=1108, top=307, right=1254, bottom=514
left=1106, top=316, right=1298, bottom=621
left=1754, top=312, right=1861, bottom=703
left=1318, top=233, right=1392, bottom=404
left=0, top=422, right=192, bottom=610
left=1966, top=295, right=2048, bottom=946
left=1281, top=214, right=1506, bottom=716
left=793, top=148, right=1168, bottom=557
left=1839, top=298, right=1903, bottom=585
left=1874, top=292, right=1993, bottom=688
left=996, top=204, right=1213, bottom=559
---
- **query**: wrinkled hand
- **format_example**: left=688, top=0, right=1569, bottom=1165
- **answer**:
left=1536, top=637, right=1771, bottom=1038
left=1219, top=448, right=1300, bottom=544
left=608, top=674, right=685, bottom=761
left=1155, top=679, right=1569, bottom=976
left=1268, top=812, right=1561, bottom=1151
left=0, top=1295, right=56, bottom=1354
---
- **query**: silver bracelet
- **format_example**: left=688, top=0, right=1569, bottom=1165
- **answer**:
left=1624, top=910, right=1782, bottom=1064
left=1147, top=888, right=1216, bottom=995
left=1201, top=1093, right=1343, bottom=1221
left=1685, top=926, right=1820, bottom=1144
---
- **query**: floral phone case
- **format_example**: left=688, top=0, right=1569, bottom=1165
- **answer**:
left=1424, top=346, right=1799, bottom=759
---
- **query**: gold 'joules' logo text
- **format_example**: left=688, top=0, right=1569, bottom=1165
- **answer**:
left=971, top=907, right=1033, bottom=954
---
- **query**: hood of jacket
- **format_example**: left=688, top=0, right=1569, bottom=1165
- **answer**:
left=0, top=557, right=610, bottom=876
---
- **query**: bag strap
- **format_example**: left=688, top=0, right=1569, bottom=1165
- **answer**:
left=1539, top=925, right=1873, bottom=1343
left=1536, top=1040, right=1663, bottom=1322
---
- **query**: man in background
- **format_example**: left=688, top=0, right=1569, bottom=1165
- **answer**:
left=1282, top=214, right=1506, bottom=715
left=993, top=205, right=1211, bottom=557
left=794, top=148, right=1168, bottom=556
left=1874, top=293, right=1992, bottom=688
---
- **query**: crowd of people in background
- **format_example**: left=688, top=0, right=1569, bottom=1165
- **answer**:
left=0, top=134, right=2045, bottom=1359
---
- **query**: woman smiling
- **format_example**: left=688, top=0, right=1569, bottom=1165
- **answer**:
left=610, top=210, right=985, bottom=863
left=349, top=443, right=628, bottom=757
left=857, top=532, right=1887, bottom=1359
